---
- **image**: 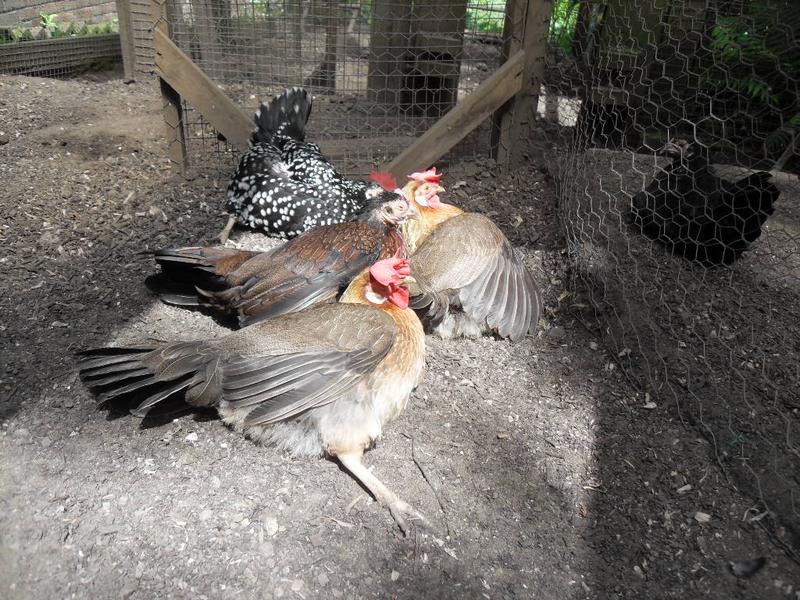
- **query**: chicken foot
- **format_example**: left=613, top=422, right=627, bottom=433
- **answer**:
left=338, top=452, right=433, bottom=535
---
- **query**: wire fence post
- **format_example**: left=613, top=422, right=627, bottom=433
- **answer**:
left=493, top=0, right=551, bottom=167
left=152, top=0, right=187, bottom=174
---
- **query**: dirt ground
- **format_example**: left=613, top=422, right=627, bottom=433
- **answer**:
left=1, top=74, right=799, bottom=599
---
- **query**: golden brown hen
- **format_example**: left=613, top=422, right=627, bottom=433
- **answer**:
left=78, top=257, right=429, bottom=533
left=397, top=168, right=541, bottom=341
left=152, top=189, right=416, bottom=326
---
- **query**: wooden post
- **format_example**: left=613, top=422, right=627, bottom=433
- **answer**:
left=115, top=0, right=137, bottom=81
left=492, top=0, right=551, bottom=166
left=191, top=0, right=220, bottom=78
left=151, top=0, right=187, bottom=173
left=411, top=0, right=468, bottom=116
left=367, top=0, right=413, bottom=105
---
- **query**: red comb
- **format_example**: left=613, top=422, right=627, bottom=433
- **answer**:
left=369, top=257, right=411, bottom=286
left=409, top=167, right=442, bottom=184
left=369, top=171, right=398, bottom=192
left=369, top=257, right=411, bottom=309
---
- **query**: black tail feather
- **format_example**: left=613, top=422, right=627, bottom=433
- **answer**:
left=129, top=376, right=196, bottom=417
left=156, top=291, right=204, bottom=307
left=77, top=343, right=217, bottom=416
left=726, top=171, right=780, bottom=216
left=251, top=87, right=311, bottom=146
left=154, top=246, right=246, bottom=274
left=149, top=246, right=256, bottom=313
left=152, top=247, right=256, bottom=289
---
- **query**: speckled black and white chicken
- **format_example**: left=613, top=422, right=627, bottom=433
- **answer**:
left=223, top=87, right=389, bottom=242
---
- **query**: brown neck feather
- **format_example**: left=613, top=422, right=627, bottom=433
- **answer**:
left=340, top=269, right=370, bottom=305
left=339, top=271, right=412, bottom=321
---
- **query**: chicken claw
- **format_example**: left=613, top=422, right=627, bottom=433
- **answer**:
left=387, top=498, right=434, bottom=535
left=338, top=452, right=434, bottom=536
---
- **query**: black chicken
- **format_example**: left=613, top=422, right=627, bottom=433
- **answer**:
left=223, top=87, right=391, bottom=242
left=628, top=139, right=780, bottom=265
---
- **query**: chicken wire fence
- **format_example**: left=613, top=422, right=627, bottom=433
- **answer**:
left=157, top=0, right=513, bottom=173
left=157, top=0, right=800, bottom=554
left=538, top=0, right=800, bottom=556
left=0, top=3, right=122, bottom=77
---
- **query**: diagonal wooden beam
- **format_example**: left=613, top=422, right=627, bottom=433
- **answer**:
left=155, top=27, right=525, bottom=174
left=154, top=28, right=252, bottom=151
left=385, top=50, right=525, bottom=178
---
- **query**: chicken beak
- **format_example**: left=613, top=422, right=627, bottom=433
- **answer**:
left=657, top=140, right=681, bottom=158
left=435, top=184, right=445, bottom=194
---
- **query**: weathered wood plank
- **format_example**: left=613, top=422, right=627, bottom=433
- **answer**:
left=115, top=0, right=136, bottom=81
left=385, top=50, right=524, bottom=178
left=493, top=0, right=552, bottom=166
left=154, top=28, right=252, bottom=151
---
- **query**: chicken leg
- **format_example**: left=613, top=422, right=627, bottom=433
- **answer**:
left=337, top=452, right=433, bottom=535
left=216, top=215, right=236, bottom=244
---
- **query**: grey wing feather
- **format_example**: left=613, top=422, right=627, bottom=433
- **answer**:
left=215, top=305, right=396, bottom=424
left=79, top=305, right=397, bottom=425
left=410, top=213, right=541, bottom=341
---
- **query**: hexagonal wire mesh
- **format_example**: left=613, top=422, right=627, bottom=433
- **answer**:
left=158, top=0, right=511, bottom=175
left=540, top=0, right=800, bottom=553
left=156, top=0, right=800, bottom=553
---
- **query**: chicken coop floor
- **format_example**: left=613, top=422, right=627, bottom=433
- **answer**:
left=1, top=74, right=799, bottom=599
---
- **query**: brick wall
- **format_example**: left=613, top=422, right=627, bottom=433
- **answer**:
left=0, top=0, right=118, bottom=28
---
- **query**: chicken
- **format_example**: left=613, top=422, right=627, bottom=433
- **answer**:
left=393, top=168, right=541, bottom=341
left=78, top=257, right=430, bottom=533
left=628, top=139, right=780, bottom=265
left=223, top=87, right=391, bottom=242
left=152, top=188, right=417, bottom=325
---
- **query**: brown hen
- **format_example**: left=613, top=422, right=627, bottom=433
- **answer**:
left=153, top=190, right=415, bottom=325
left=78, top=257, right=430, bottom=533
left=398, top=168, right=541, bottom=341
